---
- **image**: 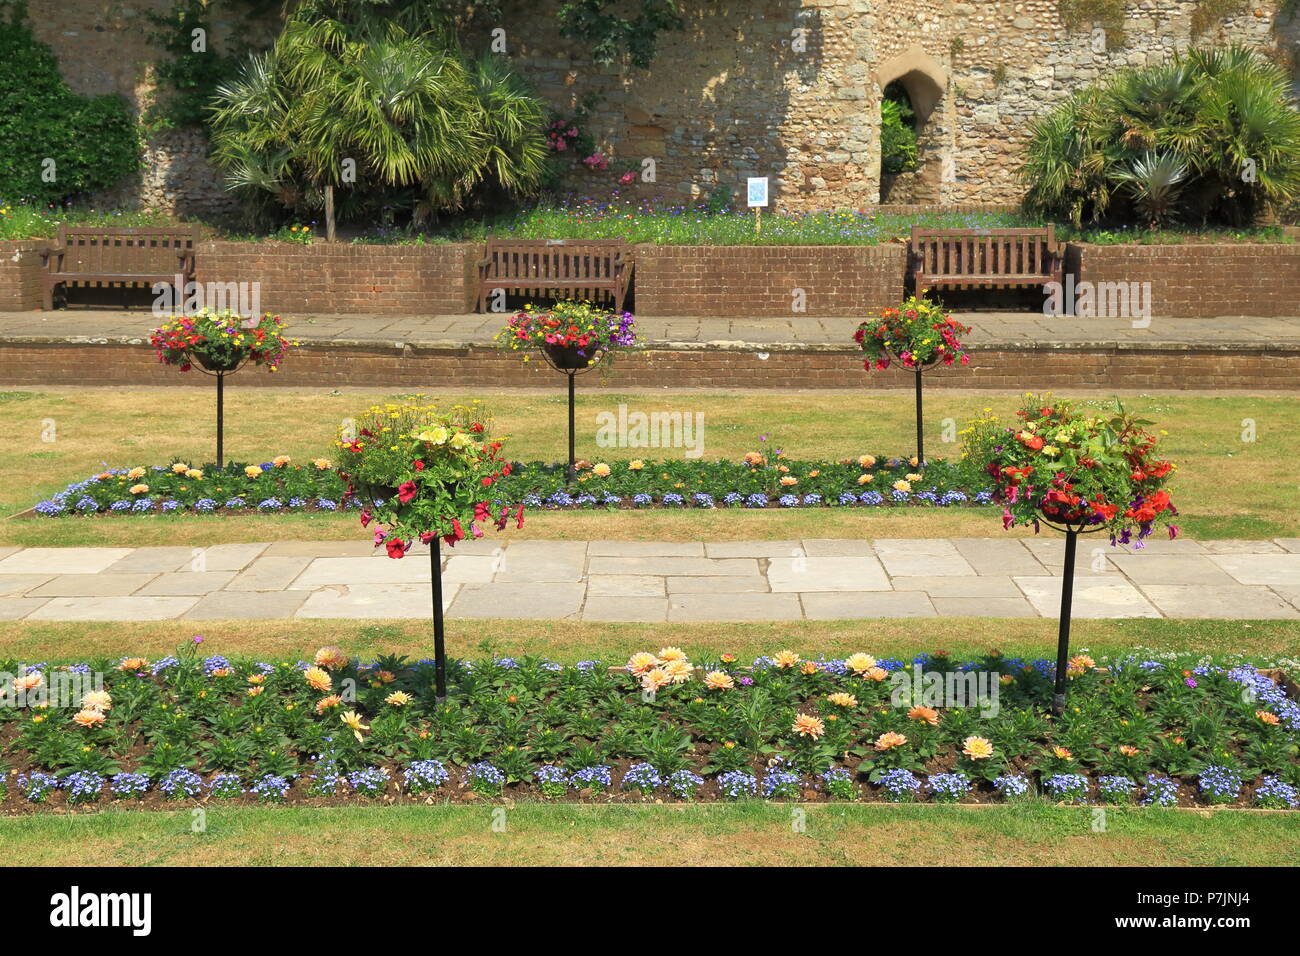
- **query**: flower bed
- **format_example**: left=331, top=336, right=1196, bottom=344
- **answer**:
left=30, top=454, right=993, bottom=518
left=3, top=642, right=1297, bottom=812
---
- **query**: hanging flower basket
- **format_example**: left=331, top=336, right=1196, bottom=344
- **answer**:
left=854, top=296, right=971, bottom=371
left=495, top=300, right=638, bottom=370
left=150, top=309, right=297, bottom=373
left=336, top=401, right=522, bottom=558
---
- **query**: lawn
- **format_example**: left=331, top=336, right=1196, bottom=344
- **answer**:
left=3, top=802, right=1295, bottom=866
left=4, top=388, right=1296, bottom=546
left=3, top=618, right=1298, bottom=664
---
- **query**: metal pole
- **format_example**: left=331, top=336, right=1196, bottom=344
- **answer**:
left=914, top=366, right=924, bottom=464
left=1053, top=528, right=1078, bottom=714
left=431, top=535, right=447, bottom=702
left=566, top=371, right=576, bottom=484
left=215, top=371, right=225, bottom=468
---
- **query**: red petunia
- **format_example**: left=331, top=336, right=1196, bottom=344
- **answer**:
left=385, top=538, right=407, bottom=559
left=397, top=480, right=418, bottom=503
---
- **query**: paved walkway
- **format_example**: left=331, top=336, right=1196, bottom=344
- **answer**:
left=1, top=537, right=1297, bottom=622
left=4, top=310, right=1300, bottom=350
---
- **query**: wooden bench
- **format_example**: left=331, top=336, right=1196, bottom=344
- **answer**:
left=477, top=238, right=632, bottom=313
left=42, top=226, right=197, bottom=309
left=910, top=225, right=1063, bottom=292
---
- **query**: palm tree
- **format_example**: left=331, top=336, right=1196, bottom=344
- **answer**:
left=209, top=5, right=547, bottom=237
left=1109, top=151, right=1189, bottom=227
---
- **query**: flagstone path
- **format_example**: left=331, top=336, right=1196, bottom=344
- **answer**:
left=0, top=537, right=1297, bottom=622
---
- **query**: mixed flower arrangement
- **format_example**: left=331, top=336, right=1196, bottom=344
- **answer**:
left=494, top=300, right=638, bottom=369
left=981, top=396, right=1178, bottom=544
left=149, top=309, right=296, bottom=373
left=2, top=640, right=1295, bottom=811
left=336, top=402, right=522, bottom=557
left=32, top=453, right=992, bottom=516
left=855, top=296, right=971, bottom=371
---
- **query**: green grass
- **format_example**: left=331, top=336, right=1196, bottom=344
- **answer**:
left=0, top=203, right=182, bottom=241
left=4, top=388, right=1298, bottom=545
left=1, top=801, right=1294, bottom=866
left=4, top=618, right=1297, bottom=665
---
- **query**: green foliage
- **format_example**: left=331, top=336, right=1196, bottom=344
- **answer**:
left=0, top=1, right=139, bottom=204
left=1021, top=45, right=1300, bottom=227
left=880, top=96, right=919, bottom=175
left=208, top=0, right=548, bottom=228
left=555, top=0, right=687, bottom=68
left=143, top=0, right=247, bottom=131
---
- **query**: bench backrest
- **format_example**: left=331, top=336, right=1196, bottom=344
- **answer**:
left=483, top=238, right=626, bottom=284
left=911, top=226, right=1058, bottom=278
left=53, top=226, right=196, bottom=276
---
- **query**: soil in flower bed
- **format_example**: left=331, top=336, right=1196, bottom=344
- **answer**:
left=3, top=645, right=1297, bottom=814
left=27, top=456, right=991, bottom=519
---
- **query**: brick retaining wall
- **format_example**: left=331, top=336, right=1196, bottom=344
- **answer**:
left=634, top=245, right=907, bottom=317
left=2, top=341, right=1294, bottom=390
left=1069, top=243, right=1300, bottom=318
left=0, top=241, right=46, bottom=311
left=4, top=239, right=1297, bottom=318
left=194, top=241, right=477, bottom=315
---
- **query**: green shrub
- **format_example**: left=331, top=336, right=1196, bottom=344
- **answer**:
left=0, top=1, right=139, bottom=204
left=1021, top=45, right=1300, bottom=228
left=880, top=97, right=919, bottom=175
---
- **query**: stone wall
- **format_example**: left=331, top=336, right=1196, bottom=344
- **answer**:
left=18, top=1, right=1296, bottom=218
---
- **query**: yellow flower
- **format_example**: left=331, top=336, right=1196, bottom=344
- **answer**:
left=663, top=659, right=694, bottom=684
left=773, top=650, right=800, bottom=669
left=312, top=458, right=332, bottom=470
left=857, top=473, right=874, bottom=485
left=12, top=673, right=42, bottom=692
left=415, top=426, right=450, bottom=445
left=185, top=469, right=203, bottom=480
left=864, top=666, right=889, bottom=682
left=313, top=646, right=348, bottom=671
left=962, top=736, right=994, bottom=759
left=845, top=653, right=877, bottom=675
left=704, top=670, right=734, bottom=690
left=129, top=483, right=149, bottom=494
left=657, top=646, right=688, bottom=663
left=244, top=465, right=263, bottom=478
left=874, top=731, right=907, bottom=750
left=1052, top=746, right=1072, bottom=760
left=627, top=651, right=659, bottom=676
left=81, top=690, right=112, bottom=712
left=905, top=473, right=922, bottom=482
left=1256, top=711, right=1280, bottom=726
left=827, top=692, right=858, bottom=708
left=629, top=459, right=645, bottom=470
left=780, top=476, right=798, bottom=486
left=272, top=455, right=291, bottom=467
left=304, top=667, right=332, bottom=692
left=171, top=462, right=189, bottom=474
left=247, top=686, right=264, bottom=696
left=858, top=455, right=876, bottom=468
left=315, top=694, right=342, bottom=713
left=893, top=480, right=912, bottom=492
left=592, top=462, right=611, bottom=477
left=792, top=714, right=825, bottom=739
left=640, top=668, right=670, bottom=692
left=385, top=691, right=413, bottom=706
left=127, top=467, right=146, bottom=479
left=72, top=708, right=105, bottom=728
left=341, top=710, right=369, bottom=741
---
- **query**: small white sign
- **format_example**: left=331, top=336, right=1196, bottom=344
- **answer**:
left=747, top=177, right=769, bottom=207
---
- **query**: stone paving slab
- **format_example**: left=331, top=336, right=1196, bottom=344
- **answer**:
left=0, top=538, right=1295, bottom=622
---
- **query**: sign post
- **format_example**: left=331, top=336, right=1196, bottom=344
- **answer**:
left=747, top=177, right=768, bottom=234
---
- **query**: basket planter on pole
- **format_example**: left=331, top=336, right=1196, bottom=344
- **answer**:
left=338, top=403, right=522, bottom=702
left=987, top=397, right=1179, bottom=713
left=494, top=302, right=638, bottom=483
left=541, top=341, right=603, bottom=484
left=855, top=297, right=971, bottom=466
left=149, top=309, right=296, bottom=468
